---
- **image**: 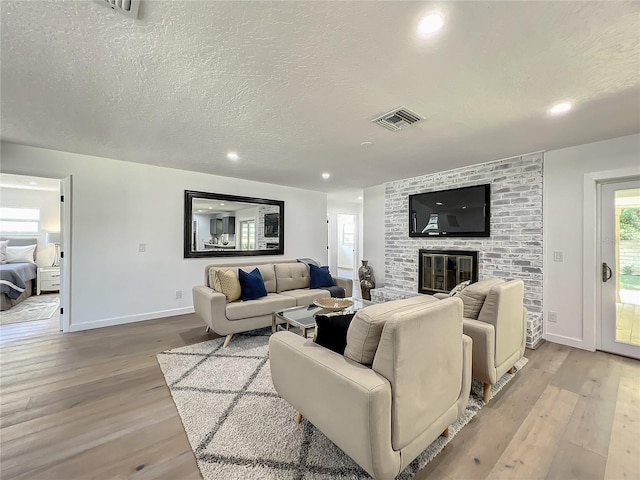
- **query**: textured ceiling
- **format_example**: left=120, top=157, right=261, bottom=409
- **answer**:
left=1, top=1, right=639, bottom=192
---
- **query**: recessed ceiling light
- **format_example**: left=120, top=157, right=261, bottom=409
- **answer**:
left=358, top=196, right=363, bottom=200
left=360, top=141, right=374, bottom=147
left=417, top=12, right=444, bottom=38
left=208, top=207, right=213, bottom=209
left=322, top=172, right=331, bottom=180
left=548, top=102, right=572, bottom=116
left=29, top=181, right=38, bottom=185
left=227, top=152, right=239, bottom=161
left=436, top=202, right=443, bottom=206
left=220, top=203, right=225, bottom=206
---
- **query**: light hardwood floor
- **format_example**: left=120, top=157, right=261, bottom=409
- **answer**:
left=1, top=314, right=639, bottom=480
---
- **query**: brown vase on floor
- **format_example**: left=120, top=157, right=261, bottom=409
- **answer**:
left=361, top=274, right=375, bottom=301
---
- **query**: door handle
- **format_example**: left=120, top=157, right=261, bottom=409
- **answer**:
left=602, top=262, right=613, bottom=282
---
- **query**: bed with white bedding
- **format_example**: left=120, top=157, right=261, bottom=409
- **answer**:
left=0, top=238, right=38, bottom=311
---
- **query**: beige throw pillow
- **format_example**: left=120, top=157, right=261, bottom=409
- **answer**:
left=456, top=278, right=504, bottom=319
left=214, top=269, right=242, bottom=302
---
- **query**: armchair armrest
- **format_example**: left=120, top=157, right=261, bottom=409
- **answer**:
left=192, top=285, right=228, bottom=332
left=462, top=318, right=496, bottom=385
left=333, top=276, right=353, bottom=297
left=458, top=334, right=473, bottom=416
left=269, top=331, right=401, bottom=479
left=433, top=293, right=449, bottom=300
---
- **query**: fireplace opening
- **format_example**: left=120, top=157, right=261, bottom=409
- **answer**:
left=418, top=249, right=478, bottom=295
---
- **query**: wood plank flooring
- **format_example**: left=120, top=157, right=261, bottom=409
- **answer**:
left=1, top=314, right=639, bottom=480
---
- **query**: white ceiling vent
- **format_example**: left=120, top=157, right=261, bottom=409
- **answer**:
left=95, top=0, right=140, bottom=18
left=372, top=107, right=425, bottom=132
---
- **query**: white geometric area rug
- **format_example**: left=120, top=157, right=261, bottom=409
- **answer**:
left=157, top=329, right=527, bottom=480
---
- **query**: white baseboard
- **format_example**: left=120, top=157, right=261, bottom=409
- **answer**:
left=68, top=306, right=195, bottom=332
left=542, top=332, right=595, bottom=352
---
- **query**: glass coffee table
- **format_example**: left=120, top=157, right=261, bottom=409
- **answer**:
left=272, top=297, right=373, bottom=338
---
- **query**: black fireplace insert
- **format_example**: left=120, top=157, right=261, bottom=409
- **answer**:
left=418, top=249, right=478, bottom=295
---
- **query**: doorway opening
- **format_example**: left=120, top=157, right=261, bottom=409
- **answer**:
left=0, top=173, right=70, bottom=331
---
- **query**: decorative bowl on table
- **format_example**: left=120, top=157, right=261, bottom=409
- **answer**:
left=313, top=298, right=354, bottom=312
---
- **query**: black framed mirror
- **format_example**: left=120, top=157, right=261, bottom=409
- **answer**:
left=184, top=190, right=284, bottom=258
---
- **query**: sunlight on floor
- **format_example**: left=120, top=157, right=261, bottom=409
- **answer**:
left=616, top=299, right=640, bottom=346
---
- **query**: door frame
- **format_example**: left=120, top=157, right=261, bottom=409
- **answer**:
left=584, top=166, right=640, bottom=352
left=59, top=176, right=72, bottom=332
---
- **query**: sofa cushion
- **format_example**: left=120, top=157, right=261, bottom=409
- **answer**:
left=314, top=312, right=356, bottom=354
left=209, top=264, right=277, bottom=293
left=275, top=263, right=310, bottom=292
left=344, top=295, right=439, bottom=365
left=241, top=264, right=277, bottom=293
left=457, top=278, right=505, bottom=319
left=279, top=288, right=330, bottom=305
left=226, top=293, right=296, bottom=320
left=309, top=264, right=335, bottom=289
left=213, top=269, right=242, bottom=302
left=239, top=268, right=268, bottom=301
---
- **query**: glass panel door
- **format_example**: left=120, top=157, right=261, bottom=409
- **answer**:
left=600, top=180, right=640, bottom=358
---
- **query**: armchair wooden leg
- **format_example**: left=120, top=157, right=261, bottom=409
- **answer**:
left=205, top=326, right=211, bottom=333
left=442, top=427, right=450, bottom=438
left=509, top=366, right=516, bottom=374
left=483, top=383, right=491, bottom=403
left=295, top=412, right=303, bottom=424
left=223, top=334, right=233, bottom=348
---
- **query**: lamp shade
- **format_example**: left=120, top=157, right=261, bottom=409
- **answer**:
left=45, top=232, right=60, bottom=244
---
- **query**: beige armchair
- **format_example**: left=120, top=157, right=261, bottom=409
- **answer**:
left=437, top=279, right=526, bottom=403
left=269, top=296, right=472, bottom=480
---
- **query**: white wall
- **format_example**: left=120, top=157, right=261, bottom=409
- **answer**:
left=0, top=142, right=328, bottom=331
left=0, top=180, right=60, bottom=266
left=544, top=133, right=640, bottom=350
left=363, top=184, right=385, bottom=287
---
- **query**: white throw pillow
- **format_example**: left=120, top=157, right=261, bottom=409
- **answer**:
left=449, top=280, right=470, bottom=297
left=5, top=244, right=36, bottom=264
left=0, top=240, right=8, bottom=264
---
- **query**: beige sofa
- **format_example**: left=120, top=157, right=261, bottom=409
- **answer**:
left=435, top=278, right=526, bottom=402
left=192, top=260, right=352, bottom=347
left=269, top=296, right=472, bottom=480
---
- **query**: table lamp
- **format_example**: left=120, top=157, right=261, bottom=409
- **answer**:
left=45, top=232, right=61, bottom=267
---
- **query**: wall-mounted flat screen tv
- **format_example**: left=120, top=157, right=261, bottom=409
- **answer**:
left=264, top=213, right=279, bottom=237
left=409, top=184, right=490, bottom=237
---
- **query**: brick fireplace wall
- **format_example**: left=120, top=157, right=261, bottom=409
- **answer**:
left=372, top=153, right=544, bottom=348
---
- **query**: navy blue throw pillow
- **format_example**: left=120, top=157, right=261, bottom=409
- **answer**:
left=314, top=313, right=355, bottom=354
left=239, top=268, right=268, bottom=301
left=309, top=264, right=335, bottom=288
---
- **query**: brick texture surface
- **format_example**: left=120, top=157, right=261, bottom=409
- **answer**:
left=372, top=153, right=543, bottom=347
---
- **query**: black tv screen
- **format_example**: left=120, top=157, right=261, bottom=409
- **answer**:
left=409, top=184, right=490, bottom=237
left=264, top=213, right=279, bottom=237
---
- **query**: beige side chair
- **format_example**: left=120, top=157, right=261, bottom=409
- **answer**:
left=269, top=296, right=472, bottom=480
left=438, top=279, right=527, bottom=403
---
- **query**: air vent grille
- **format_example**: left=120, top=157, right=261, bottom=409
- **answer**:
left=95, top=0, right=139, bottom=18
left=372, top=107, right=425, bottom=131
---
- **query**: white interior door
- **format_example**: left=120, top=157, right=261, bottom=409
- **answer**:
left=600, top=179, right=640, bottom=359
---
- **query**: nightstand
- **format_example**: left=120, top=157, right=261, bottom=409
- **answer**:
left=37, top=267, right=61, bottom=295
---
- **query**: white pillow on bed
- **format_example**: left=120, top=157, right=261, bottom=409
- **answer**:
left=0, top=240, right=8, bottom=264
left=5, top=244, right=36, bottom=264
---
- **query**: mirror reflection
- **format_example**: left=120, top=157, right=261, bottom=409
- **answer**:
left=184, top=191, right=284, bottom=258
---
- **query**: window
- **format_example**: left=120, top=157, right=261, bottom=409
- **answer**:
left=0, top=207, right=40, bottom=234
left=239, top=220, right=255, bottom=250
left=342, top=223, right=354, bottom=245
